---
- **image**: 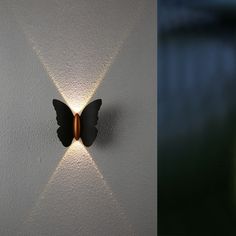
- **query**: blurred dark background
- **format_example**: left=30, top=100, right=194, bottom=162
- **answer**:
left=158, top=0, right=236, bottom=235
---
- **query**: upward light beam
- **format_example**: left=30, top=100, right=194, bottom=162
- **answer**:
left=21, top=142, right=134, bottom=235
left=9, top=0, right=145, bottom=112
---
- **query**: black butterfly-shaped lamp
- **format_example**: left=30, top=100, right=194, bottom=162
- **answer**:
left=52, top=99, right=102, bottom=147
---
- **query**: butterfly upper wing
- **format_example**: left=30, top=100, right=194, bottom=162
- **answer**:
left=80, top=99, right=102, bottom=147
left=52, top=99, right=74, bottom=147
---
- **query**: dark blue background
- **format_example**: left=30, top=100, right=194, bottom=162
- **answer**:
left=158, top=1, right=236, bottom=235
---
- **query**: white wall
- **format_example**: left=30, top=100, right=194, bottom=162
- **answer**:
left=0, top=0, right=156, bottom=235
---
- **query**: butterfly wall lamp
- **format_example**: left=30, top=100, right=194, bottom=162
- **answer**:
left=53, top=99, right=102, bottom=147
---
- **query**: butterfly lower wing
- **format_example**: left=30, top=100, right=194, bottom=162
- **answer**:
left=52, top=99, right=74, bottom=147
left=80, top=99, right=102, bottom=147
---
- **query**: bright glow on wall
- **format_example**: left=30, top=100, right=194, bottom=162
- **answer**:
left=10, top=0, right=144, bottom=112
left=22, top=141, right=134, bottom=235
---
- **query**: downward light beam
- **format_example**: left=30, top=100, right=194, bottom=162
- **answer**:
left=22, top=142, right=134, bottom=235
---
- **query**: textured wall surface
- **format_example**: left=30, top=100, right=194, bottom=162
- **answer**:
left=0, top=0, right=156, bottom=235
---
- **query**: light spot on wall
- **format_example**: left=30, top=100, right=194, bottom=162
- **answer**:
left=22, top=141, right=134, bottom=235
left=9, top=0, right=145, bottom=112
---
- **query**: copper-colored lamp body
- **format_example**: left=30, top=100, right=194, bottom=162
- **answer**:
left=73, top=113, right=80, bottom=140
